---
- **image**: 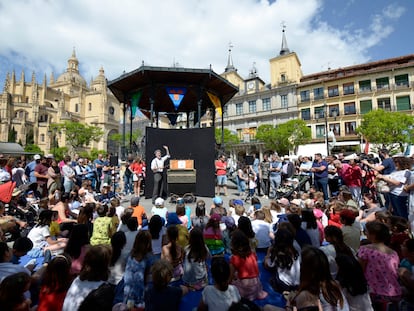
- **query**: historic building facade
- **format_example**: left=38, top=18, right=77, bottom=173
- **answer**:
left=0, top=50, right=121, bottom=155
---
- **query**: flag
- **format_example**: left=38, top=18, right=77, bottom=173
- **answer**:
left=166, top=87, right=186, bottom=110
left=130, top=90, right=142, bottom=118
left=207, top=91, right=222, bottom=116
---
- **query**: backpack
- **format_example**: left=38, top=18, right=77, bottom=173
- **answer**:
left=78, top=282, right=115, bottom=311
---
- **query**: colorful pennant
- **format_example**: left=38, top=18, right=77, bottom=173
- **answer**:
left=207, top=91, right=222, bottom=116
left=130, top=90, right=142, bottom=118
left=166, top=87, right=187, bottom=110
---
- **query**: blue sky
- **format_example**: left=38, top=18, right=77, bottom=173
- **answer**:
left=0, top=0, right=412, bottom=88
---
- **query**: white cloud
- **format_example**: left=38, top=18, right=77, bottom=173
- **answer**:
left=0, top=0, right=407, bottom=85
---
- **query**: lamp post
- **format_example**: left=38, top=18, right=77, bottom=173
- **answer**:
left=324, top=102, right=329, bottom=156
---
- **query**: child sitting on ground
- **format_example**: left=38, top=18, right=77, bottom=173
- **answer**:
left=144, top=259, right=189, bottom=311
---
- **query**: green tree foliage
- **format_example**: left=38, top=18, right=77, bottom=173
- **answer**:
left=8, top=127, right=17, bottom=142
left=53, top=147, right=69, bottom=161
left=215, top=128, right=240, bottom=146
left=109, top=129, right=142, bottom=146
left=357, top=110, right=414, bottom=151
left=51, top=121, right=104, bottom=153
left=24, top=144, right=43, bottom=154
left=256, top=120, right=311, bottom=155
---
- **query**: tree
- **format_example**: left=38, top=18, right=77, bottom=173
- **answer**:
left=215, top=128, right=240, bottom=147
left=51, top=121, right=104, bottom=153
left=109, top=129, right=142, bottom=146
left=256, top=120, right=311, bottom=155
left=24, top=144, right=42, bottom=154
left=357, top=110, right=414, bottom=151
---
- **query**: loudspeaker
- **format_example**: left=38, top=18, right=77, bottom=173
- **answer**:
left=109, top=156, right=118, bottom=167
left=245, top=155, right=254, bottom=165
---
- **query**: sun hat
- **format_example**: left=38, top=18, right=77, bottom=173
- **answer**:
left=213, top=196, right=223, bottom=205
left=155, top=197, right=164, bottom=206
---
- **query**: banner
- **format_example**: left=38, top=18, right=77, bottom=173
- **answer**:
left=130, top=90, right=142, bottom=118
left=207, top=91, right=222, bottom=116
left=166, top=87, right=186, bottom=110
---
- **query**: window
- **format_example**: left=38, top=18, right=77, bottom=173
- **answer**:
left=75, top=103, right=79, bottom=113
left=345, top=122, right=356, bottom=135
left=236, top=129, right=243, bottom=141
left=313, top=87, right=324, bottom=100
left=248, top=100, right=256, bottom=113
left=89, top=102, right=92, bottom=111
left=395, top=74, right=409, bottom=87
left=316, top=125, right=326, bottom=138
left=301, top=108, right=311, bottom=120
left=329, top=123, right=341, bottom=136
left=329, top=105, right=339, bottom=117
left=396, top=96, right=411, bottom=111
left=314, top=106, right=325, bottom=119
left=40, top=134, right=45, bottom=142
left=249, top=127, right=257, bottom=141
left=262, top=98, right=271, bottom=111
left=223, top=105, right=228, bottom=117
left=281, top=74, right=286, bottom=82
left=300, top=90, right=310, bottom=102
left=328, top=85, right=339, bottom=97
left=236, top=103, right=243, bottom=115
left=343, top=82, right=355, bottom=95
left=281, top=95, right=288, bottom=108
left=377, top=98, right=391, bottom=111
left=376, top=77, right=389, bottom=90
left=360, top=100, right=372, bottom=114
left=344, top=102, right=356, bottom=115
left=359, top=80, right=371, bottom=92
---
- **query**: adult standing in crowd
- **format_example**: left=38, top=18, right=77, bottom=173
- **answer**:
left=312, top=153, right=329, bottom=201
left=260, top=153, right=270, bottom=198
left=93, top=154, right=106, bottom=193
left=215, top=154, right=228, bottom=196
left=334, top=155, right=363, bottom=207
left=269, top=153, right=282, bottom=198
left=25, top=154, right=41, bottom=184
left=34, top=156, right=49, bottom=198
left=252, top=153, right=261, bottom=197
left=151, top=146, right=170, bottom=204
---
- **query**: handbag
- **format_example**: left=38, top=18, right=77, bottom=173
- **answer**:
left=132, top=173, right=139, bottom=182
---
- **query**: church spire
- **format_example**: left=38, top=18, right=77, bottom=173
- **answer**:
left=279, top=22, right=290, bottom=56
left=224, top=42, right=236, bottom=72
left=67, top=47, right=79, bottom=73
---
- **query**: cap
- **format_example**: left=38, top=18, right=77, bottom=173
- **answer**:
left=102, top=183, right=109, bottom=188
left=340, top=209, right=356, bottom=221
left=213, top=196, right=223, bottom=205
left=344, top=153, right=358, bottom=160
left=222, top=216, right=236, bottom=229
left=34, top=154, right=41, bottom=160
left=277, top=197, right=290, bottom=206
left=233, top=199, right=244, bottom=206
left=290, top=199, right=302, bottom=206
left=155, top=197, right=164, bottom=206
left=130, top=196, right=140, bottom=206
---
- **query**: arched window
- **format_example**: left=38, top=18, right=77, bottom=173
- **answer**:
left=40, top=134, right=45, bottom=142
left=89, top=102, right=92, bottom=111
left=75, top=103, right=79, bottom=113
left=109, top=106, right=115, bottom=115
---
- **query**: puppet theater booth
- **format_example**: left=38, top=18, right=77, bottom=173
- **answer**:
left=108, top=65, right=238, bottom=198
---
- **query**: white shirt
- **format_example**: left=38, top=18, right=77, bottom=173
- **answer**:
left=27, top=225, right=50, bottom=249
left=251, top=219, right=272, bottom=248
left=201, top=284, right=241, bottom=311
left=151, top=154, right=170, bottom=173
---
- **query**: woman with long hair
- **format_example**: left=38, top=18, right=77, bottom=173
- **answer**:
left=130, top=156, right=145, bottom=196
left=148, top=215, right=165, bottom=257
left=124, top=230, right=155, bottom=308
left=62, top=244, right=113, bottom=311
left=191, top=200, right=210, bottom=231
left=182, top=227, right=210, bottom=290
left=230, top=229, right=267, bottom=301
left=287, top=246, right=347, bottom=310
left=64, top=223, right=90, bottom=276
left=0, top=272, right=32, bottom=311
left=358, top=221, right=401, bottom=310
left=264, top=228, right=300, bottom=293
left=237, top=216, right=257, bottom=251
left=37, top=254, right=73, bottom=311
left=301, top=208, right=321, bottom=247
left=162, top=225, right=184, bottom=281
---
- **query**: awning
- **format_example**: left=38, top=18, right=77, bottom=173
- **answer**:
left=0, top=142, right=33, bottom=155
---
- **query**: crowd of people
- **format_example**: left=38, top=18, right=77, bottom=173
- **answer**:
left=0, top=148, right=413, bottom=310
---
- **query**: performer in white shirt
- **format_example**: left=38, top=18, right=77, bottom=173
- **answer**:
left=150, top=145, right=170, bottom=204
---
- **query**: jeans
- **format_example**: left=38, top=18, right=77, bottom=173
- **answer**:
left=269, top=174, right=281, bottom=196
left=63, top=180, right=74, bottom=194
left=315, top=177, right=329, bottom=201
left=236, top=177, right=246, bottom=194
left=389, top=193, right=408, bottom=219
left=124, top=174, right=133, bottom=194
